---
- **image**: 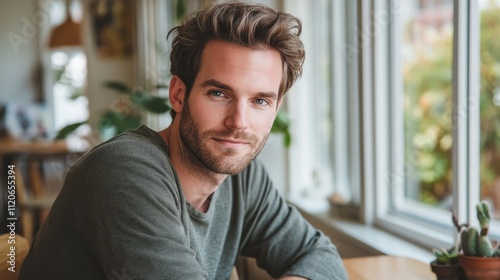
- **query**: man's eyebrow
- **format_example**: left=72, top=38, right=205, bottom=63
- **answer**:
left=201, top=79, right=278, bottom=100
left=256, top=91, right=279, bottom=100
left=201, top=79, right=233, bottom=91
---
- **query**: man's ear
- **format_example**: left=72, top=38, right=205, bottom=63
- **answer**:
left=169, top=75, right=186, bottom=113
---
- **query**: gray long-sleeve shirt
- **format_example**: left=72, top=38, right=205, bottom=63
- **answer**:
left=20, top=126, right=347, bottom=280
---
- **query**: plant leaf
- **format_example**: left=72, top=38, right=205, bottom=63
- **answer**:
left=156, top=84, right=169, bottom=89
left=54, top=121, right=87, bottom=140
left=103, top=81, right=131, bottom=95
left=271, top=110, right=292, bottom=147
left=131, top=91, right=171, bottom=113
left=99, top=111, right=141, bottom=136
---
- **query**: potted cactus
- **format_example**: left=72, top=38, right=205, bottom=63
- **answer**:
left=459, top=201, right=500, bottom=280
left=430, top=213, right=466, bottom=280
left=431, top=246, right=465, bottom=280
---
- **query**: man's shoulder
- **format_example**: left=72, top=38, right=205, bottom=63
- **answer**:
left=67, top=127, right=178, bottom=202
left=84, top=126, right=168, bottom=163
left=68, top=126, right=174, bottom=189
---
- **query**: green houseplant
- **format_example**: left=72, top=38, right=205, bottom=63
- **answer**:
left=459, top=201, right=500, bottom=280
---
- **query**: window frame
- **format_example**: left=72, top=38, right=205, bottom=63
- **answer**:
left=370, top=0, right=493, bottom=250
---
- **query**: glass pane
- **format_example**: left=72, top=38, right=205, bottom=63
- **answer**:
left=479, top=0, right=500, bottom=220
left=401, top=0, right=454, bottom=209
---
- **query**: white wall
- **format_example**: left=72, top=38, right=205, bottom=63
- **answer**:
left=0, top=0, right=42, bottom=104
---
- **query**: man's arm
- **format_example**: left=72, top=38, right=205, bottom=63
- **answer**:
left=238, top=161, right=348, bottom=280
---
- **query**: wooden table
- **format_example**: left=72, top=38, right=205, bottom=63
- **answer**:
left=343, top=255, right=435, bottom=280
left=0, top=137, right=69, bottom=156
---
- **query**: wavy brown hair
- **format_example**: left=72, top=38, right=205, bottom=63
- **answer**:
left=167, top=1, right=305, bottom=118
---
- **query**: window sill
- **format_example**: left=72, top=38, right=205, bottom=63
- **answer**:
left=288, top=198, right=435, bottom=264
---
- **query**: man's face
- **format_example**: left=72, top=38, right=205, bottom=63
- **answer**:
left=178, top=40, right=283, bottom=175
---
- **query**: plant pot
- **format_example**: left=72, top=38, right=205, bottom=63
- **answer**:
left=459, top=255, right=500, bottom=280
left=430, top=261, right=466, bottom=280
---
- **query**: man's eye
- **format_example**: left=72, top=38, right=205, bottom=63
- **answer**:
left=209, top=91, right=225, bottom=97
left=254, top=99, right=269, bottom=106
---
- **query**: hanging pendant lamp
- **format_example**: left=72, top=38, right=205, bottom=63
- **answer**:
left=48, top=0, right=81, bottom=48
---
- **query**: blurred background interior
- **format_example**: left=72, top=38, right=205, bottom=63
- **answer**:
left=1, top=0, right=500, bottom=273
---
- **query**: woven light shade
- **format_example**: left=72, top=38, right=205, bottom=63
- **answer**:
left=48, top=0, right=81, bottom=48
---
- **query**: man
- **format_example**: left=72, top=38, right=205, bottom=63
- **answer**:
left=20, top=2, right=347, bottom=279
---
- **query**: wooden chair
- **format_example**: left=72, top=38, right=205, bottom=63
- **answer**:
left=235, top=256, right=274, bottom=280
left=230, top=267, right=240, bottom=280
left=0, top=233, right=29, bottom=280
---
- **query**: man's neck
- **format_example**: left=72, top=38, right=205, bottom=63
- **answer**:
left=159, top=126, right=227, bottom=213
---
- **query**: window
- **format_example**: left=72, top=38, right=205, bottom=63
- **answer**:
left=50, top=51, right=88, bottom=132
left=377, top=0, right=500, bottom=248
left=286, top=0, right=500, bottom=251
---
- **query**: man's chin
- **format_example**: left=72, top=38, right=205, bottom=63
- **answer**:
left=207, top=158, right=253, bottom=175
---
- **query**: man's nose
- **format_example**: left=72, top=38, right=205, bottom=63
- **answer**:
left=224, top=101, right=249, bottom=130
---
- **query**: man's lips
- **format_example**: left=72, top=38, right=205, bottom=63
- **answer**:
left=213, top=138, right=250, bottom=147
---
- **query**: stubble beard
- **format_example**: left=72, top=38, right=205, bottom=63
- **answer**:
left=179, top=101, right=269, bottom=175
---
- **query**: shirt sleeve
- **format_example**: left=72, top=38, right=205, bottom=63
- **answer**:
left=73, top=136, right=208, bottom=279
left=239, top=160, right=348, bottom=280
